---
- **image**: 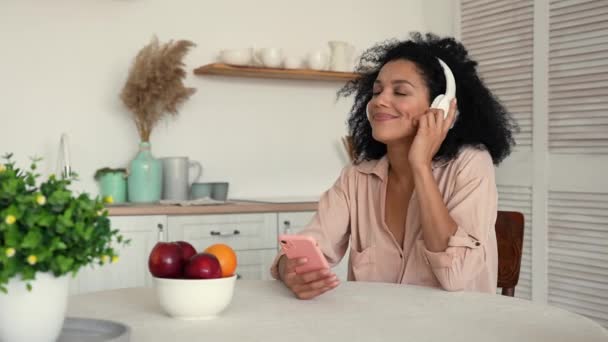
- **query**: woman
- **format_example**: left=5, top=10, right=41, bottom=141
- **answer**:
left=271, top=32, right=515, bottom=299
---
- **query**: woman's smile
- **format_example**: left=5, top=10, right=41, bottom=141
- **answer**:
left=372, top=112, right=400, bottom=122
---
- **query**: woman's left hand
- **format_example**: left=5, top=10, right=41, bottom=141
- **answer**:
left=408, top=99, right=457, bottom=169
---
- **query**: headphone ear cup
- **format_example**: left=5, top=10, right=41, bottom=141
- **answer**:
left=437, top=99, right=451, bottom=118
left=431, top=95, right=444, bottom=109
left=431, top=95, right=451, bottom=118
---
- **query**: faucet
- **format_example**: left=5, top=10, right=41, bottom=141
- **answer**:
left=58, top=133, right=71, bottom=179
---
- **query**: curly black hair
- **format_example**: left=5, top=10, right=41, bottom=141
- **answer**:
left=338, top=32, right=516, bottom=165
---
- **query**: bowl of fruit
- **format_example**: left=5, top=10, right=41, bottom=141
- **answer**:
left=148, top=241, right=238, bottom=320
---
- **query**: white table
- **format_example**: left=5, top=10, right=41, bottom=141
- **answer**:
left=67, top=280, right=608, bottom=342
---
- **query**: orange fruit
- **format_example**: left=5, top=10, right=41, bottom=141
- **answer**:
left=204, top=244, right=237, bottom=277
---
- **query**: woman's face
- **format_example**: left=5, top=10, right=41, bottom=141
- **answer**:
left=367, top=59, right=431, bottom=144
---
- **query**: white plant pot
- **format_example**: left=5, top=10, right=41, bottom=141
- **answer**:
left=0, top=272, right=69, bottom=342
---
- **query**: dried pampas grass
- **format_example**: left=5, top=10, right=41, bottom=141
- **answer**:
left=121, top=36, right=196, bottom=142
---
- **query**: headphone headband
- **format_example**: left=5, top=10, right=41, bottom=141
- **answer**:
left=437, top=58, right=455, bottom=98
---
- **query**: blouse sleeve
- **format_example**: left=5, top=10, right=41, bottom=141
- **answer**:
left=422, top=150, right=498, bottom=291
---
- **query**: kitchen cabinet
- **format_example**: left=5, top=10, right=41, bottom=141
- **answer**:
left=225, top=249, right=276, bottom=281
left=278, top=211, right=349, bottom=280
left=70, top=207, right=354, bottom=294
left=167, top=213, right=278, bottom=281
left=69, top=215, right=167, bottom=295
left=278, top=211, right=317, bottom=236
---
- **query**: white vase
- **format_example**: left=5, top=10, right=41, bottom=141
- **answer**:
left=0, top=272, right=69, bottom=342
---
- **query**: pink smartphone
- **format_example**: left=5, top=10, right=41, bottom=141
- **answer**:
left=279, top=234, right=330, bottom=274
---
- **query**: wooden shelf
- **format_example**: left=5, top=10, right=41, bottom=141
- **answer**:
left=193, top=63, right=358, bottom=82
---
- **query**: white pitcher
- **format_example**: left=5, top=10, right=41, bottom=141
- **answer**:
left=161, top=157, right=203, bottom=201
left=328, top=41, right=356, bottom=72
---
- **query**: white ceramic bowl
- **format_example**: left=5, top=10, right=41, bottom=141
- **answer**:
left=306, top=50, right=329, bottom=70
left=154, top=275, right=237, bottom=320
left=255, top=48, right=283, bottom=68
left=283, top=56, right=303, bottom=69
left=219, top=49, right=253, bottom=66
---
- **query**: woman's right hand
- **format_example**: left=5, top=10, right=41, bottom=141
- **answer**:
left=278, top=256, right=340, bottom=300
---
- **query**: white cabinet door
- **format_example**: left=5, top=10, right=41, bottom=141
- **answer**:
left=277, top=211, right=316, bottom=236
left=278, top=211, right=349, bottom=281
left=167, top=213, right=277, bottom=250
left=167, top=213, right=278, bottom=280
left=234, top=249, right=276, bottom=281
left=70, top=215, right=166, bottom=295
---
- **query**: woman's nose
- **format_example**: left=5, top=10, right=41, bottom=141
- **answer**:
left=370, top=91, right=390, bottom=108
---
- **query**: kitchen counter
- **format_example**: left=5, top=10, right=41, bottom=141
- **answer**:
left=106, top=200, right=318, bottom=216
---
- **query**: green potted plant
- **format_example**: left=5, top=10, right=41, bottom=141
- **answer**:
left=94, top=167, right=128, bottom=204
left=0, top=154, right=128, bottom=342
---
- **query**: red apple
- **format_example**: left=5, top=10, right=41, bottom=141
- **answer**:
left=175, top=241, right=197, bottom=263
left=148, top=242, right=183, bottom=278
left=184, top=253, right=222, bottom=279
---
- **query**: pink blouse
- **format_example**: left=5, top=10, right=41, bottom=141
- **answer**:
left=271, top=147, right=498, bottom=293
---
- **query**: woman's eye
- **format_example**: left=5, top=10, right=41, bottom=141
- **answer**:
left=395, top=91, right=408, bottom=96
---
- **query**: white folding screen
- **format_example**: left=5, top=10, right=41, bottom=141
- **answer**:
left=549, top=0, right=608, bottom=154
left=546, top=0, right=608, bottom=329
left=460, top=0, right=534, bottom=147
left=548, top=191, right=608, bottom=328
left=460, top=0, right=608, bottom=329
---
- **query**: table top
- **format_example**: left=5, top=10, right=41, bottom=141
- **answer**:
left=67, top=280, right=608, bottom=342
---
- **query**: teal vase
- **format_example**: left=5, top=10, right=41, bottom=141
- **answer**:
left=127, top=142, right=162, bottom=203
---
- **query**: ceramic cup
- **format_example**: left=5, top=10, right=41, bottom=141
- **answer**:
left=190, top=182, right=229, bottom=201
left=212, top=182, right=229, bottom=201
left=190, top=182, right=213, bottom=200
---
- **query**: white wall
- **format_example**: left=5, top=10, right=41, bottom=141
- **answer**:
left=0, top=0, right=455, bottom=199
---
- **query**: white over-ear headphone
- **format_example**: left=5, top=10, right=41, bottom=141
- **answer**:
left=366, top=57, right=457, bottom=122
left=430, top=58, right=456, bottom=118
